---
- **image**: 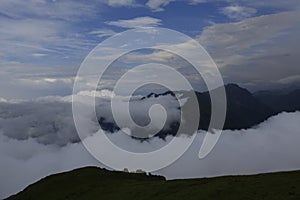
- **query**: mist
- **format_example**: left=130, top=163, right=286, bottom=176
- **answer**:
left=0, top=91, right=181, bottom=146
left=0, top=99, right=299, bottom=198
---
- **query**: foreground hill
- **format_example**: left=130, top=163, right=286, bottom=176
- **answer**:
left=7, top=167, right=300, bottom=200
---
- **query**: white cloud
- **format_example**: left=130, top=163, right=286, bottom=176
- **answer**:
left=0, top=18, right=62, bottom=58
left=0, top=0, right=98, bottom=21
left=120, top=50, right=176, bottom=63
left=146, top=0, right=175, bottom=12
left=199, top=11, right=300, bottom=52
left=145, top=0, right=210, bottom=11
left=221, top=5, right=257, bottom=20
left=161, top=112, right=300, bottom=179
left=77, top=89, right=116, bottom=98
left=0, top=1, right=100, bottom=64
left=239, top=0, right=300, bottom=10
left=0, top=98, right=7, bottom=103
left=144, top=0, right=300, bottom=12
left=0, top=135, right=100, bottom=199
left=198, top=10, right=300, bottom=90
left=89, top=29, right=118, bottom=38
left=278, top=75, right=300, bottom=85
left=0, top=91, right=181, bottom=145
left=32, top=53, right=47, bottom=57
left=107, top=0, right=136, bottom=7
left=0, top=61, right=79, bottom=99
left=1, top=111, right=300, bottom=198
left=106, top=16, right=162, bottom=28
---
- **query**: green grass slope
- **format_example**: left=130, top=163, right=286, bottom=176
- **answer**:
left=7, top=167, right=300, bottom=200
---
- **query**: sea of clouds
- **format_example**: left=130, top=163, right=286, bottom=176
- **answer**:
left=0, top=92, right=300, bottom=198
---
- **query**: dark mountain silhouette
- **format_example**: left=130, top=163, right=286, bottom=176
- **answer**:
left=209, top=84, right=274, bottom=129
left=140, top=91, right=175, bottom=100
left=98, top=84, right=300, bottom=137
left=254, top=89, right=300, bottom=113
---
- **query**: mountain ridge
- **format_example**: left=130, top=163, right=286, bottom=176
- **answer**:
left=7, top=167, right=300, bottom=200
left=98, top=84, right=300, bottom=138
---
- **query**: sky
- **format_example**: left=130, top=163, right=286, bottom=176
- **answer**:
left=0, top=0, right=300, bottom=99
left=1, top=1, right=300, bottom=198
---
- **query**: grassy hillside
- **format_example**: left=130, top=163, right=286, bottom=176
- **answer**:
left=7, top=167, right=300, bottom=200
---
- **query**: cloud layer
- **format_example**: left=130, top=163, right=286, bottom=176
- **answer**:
left=0, top=91, right=181, bottom=145
left=1, top=110, right=300, bottom=199
left=221, top=5, right=257, bottom=20
left=198, top=10, right=300, bottom=90
left=106, top=17, right=162, bottom=28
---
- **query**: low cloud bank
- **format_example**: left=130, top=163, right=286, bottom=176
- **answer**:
left=0, top=100, right=78, bottom=146
left=0, top=91, right=181, bottom=145
left=0, top=110, right=300, bottom=198
left=161, top=111, right=300, bottom=179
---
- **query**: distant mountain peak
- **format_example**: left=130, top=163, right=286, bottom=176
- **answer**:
left=141, top=91, right=175, bottom=100
left=225, top=83, right=251, bottom=93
